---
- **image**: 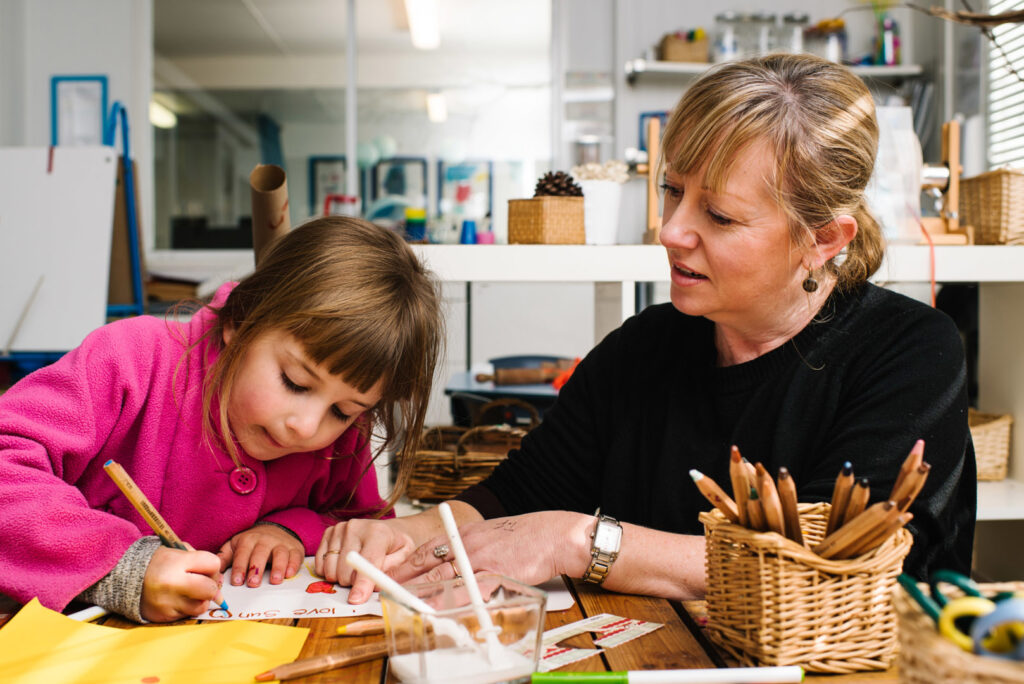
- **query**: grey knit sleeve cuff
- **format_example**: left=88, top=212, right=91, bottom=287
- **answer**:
left=77, top=536, right=162, bottom=623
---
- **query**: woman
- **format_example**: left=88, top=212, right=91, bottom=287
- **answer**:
left=318, top=54, right=975, bottom=603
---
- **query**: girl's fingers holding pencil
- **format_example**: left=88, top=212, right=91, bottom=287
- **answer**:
left=141, top=546, right=224, bottom=622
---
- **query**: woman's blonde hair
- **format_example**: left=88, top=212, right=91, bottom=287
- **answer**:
left=200, top=217, right=443, bottom=515
left=660, top=53, right=884, bottom=289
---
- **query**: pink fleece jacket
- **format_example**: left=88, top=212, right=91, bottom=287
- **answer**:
left=0, top=283, right=390, bottom=611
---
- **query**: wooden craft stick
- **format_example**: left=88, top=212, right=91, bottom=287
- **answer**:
left=755, top=463, right=785, bottom=536
left=776, top=467, right=804, bottom=546
left=255, top=640, right=388, bottom=681
left=841, top=512, right=914, bottom=559
left=814, top=500, right=897, bottom=560
left=889, top=439, right=924, bottom=500
left=336, top=618, right=385, bottom=636
left=843, top=477, right=871, bottom=523
left=894, top=463, right=931, bottom=513
left=746, top=486, right=767, bottom=532
left=729, top=446, right=750, bottom=527
left=690, top=469, right=741, bottom=524
left=824, top=462, right=855, bottom=536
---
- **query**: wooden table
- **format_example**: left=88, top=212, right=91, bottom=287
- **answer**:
left=0, top=580, right=898, bottom=682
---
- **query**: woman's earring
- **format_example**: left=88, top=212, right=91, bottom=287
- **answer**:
left=802, top=269, right=819, bottom=293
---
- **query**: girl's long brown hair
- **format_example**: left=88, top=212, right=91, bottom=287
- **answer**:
left=199, top=217, right=443, bottom=515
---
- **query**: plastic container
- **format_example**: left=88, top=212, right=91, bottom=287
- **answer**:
left=382, top=575, right=546, bottom=684
left=405, top=207, right=427, bottom=241
left=748, top=11, right=777, bottom=56
left=713, top=11, right=742, bottom=63
left=778, top=12, right=809, bottom=53
left=460, top=219, right=477, bottom=244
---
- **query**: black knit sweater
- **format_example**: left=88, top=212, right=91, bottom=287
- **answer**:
left=458, top=283, right=976, bottom=579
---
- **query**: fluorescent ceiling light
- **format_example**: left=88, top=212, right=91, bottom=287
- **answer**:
left=149, top=100, right=177, bottom=128
left=426, top=92, right=447, bottom=122
left=404, top=0, right=440, bottom=50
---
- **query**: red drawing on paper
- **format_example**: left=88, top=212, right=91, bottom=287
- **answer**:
left=305, top=580, right=337, bottom=594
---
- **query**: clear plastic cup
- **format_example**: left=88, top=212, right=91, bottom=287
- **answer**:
left=382, top=574, right=547, bottom=684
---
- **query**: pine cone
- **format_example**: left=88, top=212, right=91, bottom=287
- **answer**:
left=534, top=171, right=583, bottom=197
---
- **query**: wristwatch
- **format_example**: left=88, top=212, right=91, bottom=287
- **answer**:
left=582, top=508, right=622, bottom=584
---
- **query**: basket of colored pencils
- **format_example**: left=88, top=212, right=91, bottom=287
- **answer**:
left=694, top=443, right=927, bottom=674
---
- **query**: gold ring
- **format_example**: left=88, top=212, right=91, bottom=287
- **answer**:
left=449, top=560, right=461, bottom=579
left=324, top=549, right=341, bottom=556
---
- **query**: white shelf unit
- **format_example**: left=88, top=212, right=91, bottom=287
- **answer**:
left=624, top=58, right=925, bottom=84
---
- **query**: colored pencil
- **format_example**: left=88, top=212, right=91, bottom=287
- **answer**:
left=746, top=486, right=767, bottom=532
left=689, top=470, right=740, bottom=524
left=754, top=463, right=785, bottom=536
left=254, top=640, right=388, bottom=681
left=67, top=605, right=109, bottom=622
left=890, top=439, right=924, bottom=499
left=843, top=477, right=871, bottom=523
left=893, top=463, right=931, bottom=513
left=824, top=462, right=855, bottom=535
left=728, top=446, right=750, bottom=527
left=103, top=459, right=228, bottom=611
left=843, top=512, right=914, bottom=559
left=776, top=467, right=804, bottom=546
left=531, top=665, right=806, bottom=682
left=336, top=618, right=385, bottom=636
left=814, top=500, right=898, bottom=560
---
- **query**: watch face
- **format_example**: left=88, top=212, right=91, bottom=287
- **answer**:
left=594, top=521, right=622, bottom=551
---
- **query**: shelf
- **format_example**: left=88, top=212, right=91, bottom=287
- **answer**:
left=625, top=58, right=923, bottom=84
left=410, top=244, right=1024, bottom=284
left=977, top=480, right=1024, bottom=521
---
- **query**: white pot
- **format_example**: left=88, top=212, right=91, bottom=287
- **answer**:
left=577, top=179, right=623, bottom=245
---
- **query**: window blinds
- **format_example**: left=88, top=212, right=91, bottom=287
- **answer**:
left=988, top=0, right=1024, bottom=168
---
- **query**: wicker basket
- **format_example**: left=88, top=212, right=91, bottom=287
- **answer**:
left=406, top=402, right=536, bottom=503
left=970, top=409, right=1013, bottom=481
left=657, top=34, right=710, bottom=62
left=508, top=196, right=584, bottom=244
left=960, top=169, right=1024, bottom=244
left=700, top=502, right=913, bottom=673
left=896, top=580, right=1024, bottom=683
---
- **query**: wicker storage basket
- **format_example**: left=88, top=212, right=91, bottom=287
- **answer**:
left=406, top=424, right=528, bottom=502
left=657, top=34, right=710, bottom=62
left=971, top=409, right=1013, bottom=481
left=960, top=169, right=1024, bottom=244
left=700, top=502, right=912, bottom=673
left=508, top=196, right=584, bottom=244
left=896, top=580, right=1024, bottom=683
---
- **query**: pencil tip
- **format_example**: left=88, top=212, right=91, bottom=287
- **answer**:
left=730, top=446, right=741, bottom=462
left=778, top=466, right=790, bottom=478
left=841, top=462, right=853, bottom=475
left=336, top=625, right=347, bottom=635
left=748, top=485, right=760, bottom=500
left=103, top=459, right=113, bottom=466
left=219, top=600, right=228, bottom=611
left=254, top=672, right=273, bottom=682
left=689, top=469, right=702, bottom=481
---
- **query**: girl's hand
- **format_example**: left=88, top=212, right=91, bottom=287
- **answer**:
left=316, top=519, right=416, bottom=603
left=217, top=523, right=304, bottom=587
left=141, top=546, right=224, bottom=622
left=391, top=511, right=592, bottom=587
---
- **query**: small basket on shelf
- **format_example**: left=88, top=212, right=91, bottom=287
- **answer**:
left=508, top=171, right=585, bottom=244
left=960, top=168, right=1024, bottom=244
left=700, top=502, right=912, bottom=674
left=969, top=408, right=1013, bottom=481
left=896, top=580, right=1024, bottom=683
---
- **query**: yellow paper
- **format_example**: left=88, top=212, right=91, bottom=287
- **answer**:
left=0, top=598, right=308, bottom=683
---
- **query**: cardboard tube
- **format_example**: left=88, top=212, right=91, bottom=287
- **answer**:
left=250, top=164, right=291, bottom=265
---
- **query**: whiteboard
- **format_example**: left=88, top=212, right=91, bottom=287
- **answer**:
left=0, top=146, right=117, bottom=351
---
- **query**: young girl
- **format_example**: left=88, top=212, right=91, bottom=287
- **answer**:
left=0, top=217, right=442, bottom=623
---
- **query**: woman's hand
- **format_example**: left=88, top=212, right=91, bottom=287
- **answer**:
left=140, top=546, right=224, bottom=622
left=316, top=518, right=416, bottom=603
left=216, top=523, right=304, bottom=587
left=390, top=510, right=593, bottom=587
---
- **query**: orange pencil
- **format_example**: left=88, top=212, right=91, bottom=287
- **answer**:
left=824, top=461, right=855, bottom=535
left=776, top=467, right=804, bottom=546
left=842, top=511, right=914, bottom=559
left=255, top=641, right=388, bottom=681
left=336, top=618, right=385, bottom=636
left=893, top=463, right=931, bottom=513
left=843, top=477, right=871, bottom=523
left=104, top=460, right=228, bottom=612
left=754, top=463, right=785, bottom=536
left=729, top=446, right=750, bottom=527
left=889, top=439, right=924, bottom=499
left=690, top=469, right=741, bottom=524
